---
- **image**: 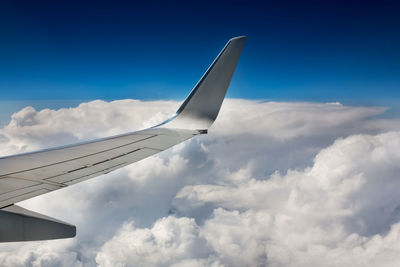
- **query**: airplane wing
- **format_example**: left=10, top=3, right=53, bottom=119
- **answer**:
left=0, top=36, right=247, bottom=242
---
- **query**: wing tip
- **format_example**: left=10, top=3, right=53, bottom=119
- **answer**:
left=161, top=36, right=246, bottom=130
left=229, top=36, right=247, bottom=42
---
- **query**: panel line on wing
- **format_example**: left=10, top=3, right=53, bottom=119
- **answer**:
left=63, top=162, right=128, bottom=185
left=0, top=135, right=158, bottom=177
left=67, top=166, right=87, bottom=173
left=42, top=148, right=142, bottom=181
left=0, top=188, right=50, bottom=204
left=4, top=176, right=66, bottom=187
left=0, top=179, right=41, bottom=195
left=142, top=147, right=163, bottom=152
left=0, top=178, right=64, bottom=198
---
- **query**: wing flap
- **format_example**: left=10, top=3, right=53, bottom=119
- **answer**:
left=0, top=177, right=40, bottom=195
left=46, top=148, right=159, bottom=184
left=0, top=188, right=52, bottom=208
left=0, top=133, right=156, bottom=176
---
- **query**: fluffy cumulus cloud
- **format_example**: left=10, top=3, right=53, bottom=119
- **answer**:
left=1, top=99, right=400, bottom=266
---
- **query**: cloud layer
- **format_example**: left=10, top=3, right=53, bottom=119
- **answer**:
left=1, top=99, right=400, bottom=266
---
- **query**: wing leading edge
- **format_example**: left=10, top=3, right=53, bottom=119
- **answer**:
left=0, top=36, right=246, bottom=242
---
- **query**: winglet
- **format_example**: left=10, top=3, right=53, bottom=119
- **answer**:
left=164, top=36, right=247, bottom=130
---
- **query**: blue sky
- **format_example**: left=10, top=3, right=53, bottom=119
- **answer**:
left=3, top=2, right=400, bottom=264
left=0, top=0, right=400, bottom=123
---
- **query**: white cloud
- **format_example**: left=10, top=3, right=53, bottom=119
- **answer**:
left=0, top=99, right=178, bottom=156
left=96, top=217, right=215, bottom=267
left=0, top=239, right=82, bottom=267
left=1, top=99, right=400, bottom=266
left=213, top=100, right=387, bottom=138
left=175, top=131, right=400, bottom=266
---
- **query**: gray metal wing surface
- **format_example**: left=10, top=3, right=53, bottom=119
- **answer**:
left=0, top=36, right=247, bottom=242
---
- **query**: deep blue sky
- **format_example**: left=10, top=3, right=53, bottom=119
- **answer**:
left=0, top=0, right=399, bottom=115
